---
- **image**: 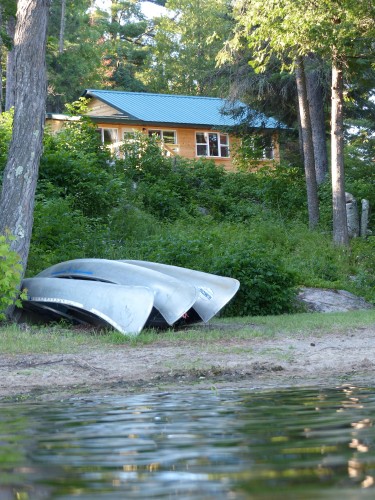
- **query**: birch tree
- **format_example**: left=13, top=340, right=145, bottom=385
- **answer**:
left=0, top=0, right=50, bottom=297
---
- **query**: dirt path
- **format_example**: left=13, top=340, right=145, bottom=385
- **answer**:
left=1, top=324, right=375, bottom=401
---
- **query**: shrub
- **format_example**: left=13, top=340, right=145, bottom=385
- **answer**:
left=0, top=233, right=25, bottom=320
left=0, top=110, right=13, bottom=176
left=119, top=220, right=298, bottom=316
left=27, top=193, right=105, bottom=275
left=211, top=250, right=297, bottom=317
left=349, top=237, right=375, bottom=303
left=40, top=121, right=122, bottom=218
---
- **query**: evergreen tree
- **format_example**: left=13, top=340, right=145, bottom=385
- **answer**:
left=99, top=0, right=151, bottom=91
left=142, top=0, right=232, bottom=95
left=46, top=0, right=105, bottom=112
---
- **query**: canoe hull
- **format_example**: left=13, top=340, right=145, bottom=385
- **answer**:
left=22, top=278, right=154, bottom=335
left=36, top=259, right=197, bottom=326
left=121, top=260, right=240, bottom=322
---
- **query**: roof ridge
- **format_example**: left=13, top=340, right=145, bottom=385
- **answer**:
left=87, top=89, right=225, bottom=101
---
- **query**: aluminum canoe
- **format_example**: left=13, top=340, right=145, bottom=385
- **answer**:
left=121, top=260, right=240, bottom=322
left=22, top=277, right=154, bottom=335
left=36, top=259, right=198, bottom=326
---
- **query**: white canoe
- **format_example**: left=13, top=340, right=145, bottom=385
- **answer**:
left=121, top=260, right=240, bottom=322
left=36, top=259, right=198, bottom=326
left=22, top=277, right=154, bottom=335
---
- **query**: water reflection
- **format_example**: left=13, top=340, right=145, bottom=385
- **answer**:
left=1, top=385, right=375, bottom=498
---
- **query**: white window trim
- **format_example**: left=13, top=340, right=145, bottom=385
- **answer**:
left=97, top=127, right=118, bottom=144
left=196, top=131, right=230, bottom=158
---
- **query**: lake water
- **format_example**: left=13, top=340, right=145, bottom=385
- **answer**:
left=1, top=385, right=375, bottom=499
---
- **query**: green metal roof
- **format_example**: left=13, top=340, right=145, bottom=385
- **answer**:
left=82, top=89, right=281, bottom=129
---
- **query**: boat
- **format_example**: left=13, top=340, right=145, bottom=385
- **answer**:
left=121, top=260, right=240, bottom=323
left=35, top=259, right=198, bottom=327
left=21, top=277, right=154, bottom=335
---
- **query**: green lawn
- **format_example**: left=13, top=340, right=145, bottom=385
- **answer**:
left=1, top=309, right=374, bottom=355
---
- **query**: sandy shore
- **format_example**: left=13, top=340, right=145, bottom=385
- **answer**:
left=1, top=324, right=375, bottom=401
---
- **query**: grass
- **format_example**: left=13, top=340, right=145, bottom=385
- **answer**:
left=0, top=309, right=374, bottom=355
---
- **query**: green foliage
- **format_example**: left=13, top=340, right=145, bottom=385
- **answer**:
left=344, top=130, right=375, bottom=225
left=23, top=121, right=375, bottom=317
left=117, top=134, right=308, bottom=223
left=212, top=250, right=297, bottom=317
left=0, top=110, right=13, bottom=174
left=225, top=0, right=375, bottom=71
left=40, top=120, right=123, bottom=218
left=232, top=134, right=274, bottom=170
left=46, top=0, right=105, bottom=112
left=27, top=193, right=105, bottom=275
left=106, top=204, right=159, bottom=244
left=0, top=233, right=26, bottom=320
left=98, top=0, right=150, bottom=91
left=141, top=0, right=232, bottom=95
left=108, top=219, right=297, bottom=316
left=349, top=238, right=375, bottom=303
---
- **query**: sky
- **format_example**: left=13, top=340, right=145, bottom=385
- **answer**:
left=140, top=1, right=167, bottom=18
left=94, top=0, right=167, bottom=18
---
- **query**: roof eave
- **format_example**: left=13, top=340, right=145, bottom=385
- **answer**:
left=85, top=115, right=265, bottom=130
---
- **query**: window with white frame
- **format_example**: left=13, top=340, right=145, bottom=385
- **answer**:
left=122, top=128, right=137, bottom=141
left=196, top=132, right=229, bottom=158
left=97, top=127, right=118, bottom=145
left=246, top=135, right=274, bottom=160
left=148, top=129, right=177, bottom=144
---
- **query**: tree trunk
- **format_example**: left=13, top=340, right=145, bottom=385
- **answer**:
left=0, top=0, right=50, bottom=288
left=59, top=0, right=66, bottom=54
left=305, top=56, right=328, bottom=185
left=5, top=15, right=16, bottom=111
left=295, top=56, right=319, bottom=229
left=331, top=54, right=349, bottom=246
left=360, top=199, right=369, bottom=238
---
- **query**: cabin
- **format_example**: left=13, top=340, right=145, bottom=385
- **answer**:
left=47, top=89, right=283, bottom=170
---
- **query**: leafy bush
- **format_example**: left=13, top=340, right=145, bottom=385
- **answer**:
left=40, top=120, right=123, bottom=218
left=27, top=193, right=105, bottom=275
left=0, top=233, right=25, bottom=320
left=348, top=237, right=375, bottom=302
left=0, top=110, right=13, bottom=176
left=106, top=204, right=159, bottom=244
left=113, top=219, right=298, bottom=316
left=212, top=250, right=297, bottom=317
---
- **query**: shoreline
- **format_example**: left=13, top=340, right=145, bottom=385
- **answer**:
left=1, top=325, right=375, bottom=402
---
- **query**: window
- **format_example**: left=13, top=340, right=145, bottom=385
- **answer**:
left=245, top=135, right=274, bottom=160
left=196, top=132, right=230, bottom=158
left=97, top=127, right=118, bottom=145
left=122, top=129, right=137, bottom=141
left=148, top=129, right=176, bottom=144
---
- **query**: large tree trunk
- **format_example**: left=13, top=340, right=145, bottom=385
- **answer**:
left=295, top=56, right=319, bottom=229
left=305, top=56, right=328, bottom=185
left=331, top=54, right=349, bottom=246
left=5, top=15, right=16, bottom=111
left=0, top=0, right=50, bottom=288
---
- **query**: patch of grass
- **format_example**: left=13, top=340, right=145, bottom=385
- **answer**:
left=214, top=309, right=375, bottom=337
left=0, top=324, right=119, bottom=355
left=0, top=309, right=374, bottom=355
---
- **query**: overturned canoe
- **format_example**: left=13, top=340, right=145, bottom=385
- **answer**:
left=22, top=277, right=154, bottom=335
left=121, top=260, right=240, bottom=323
left=35, top=259, right=198, bottom=326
